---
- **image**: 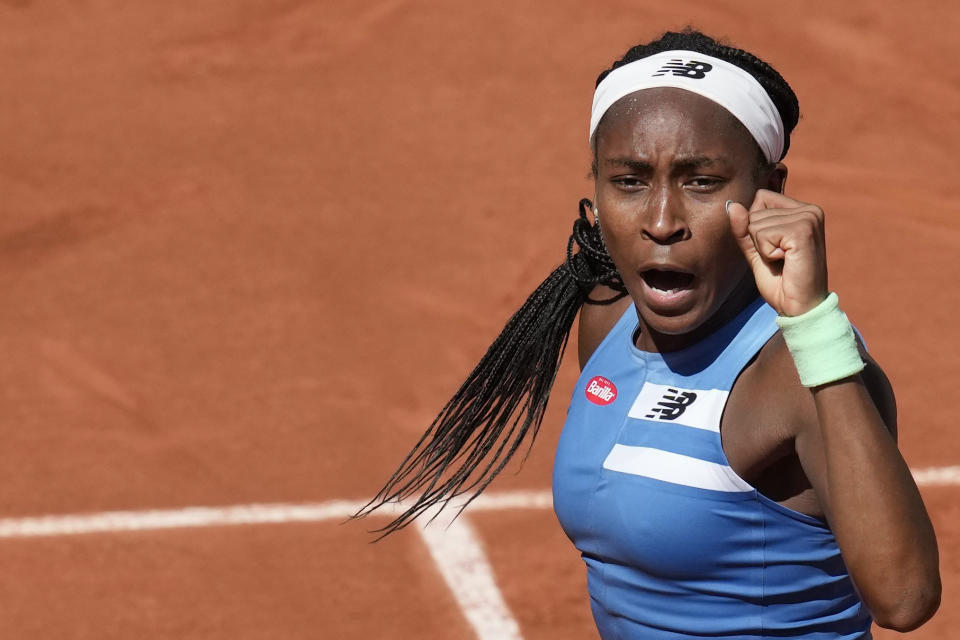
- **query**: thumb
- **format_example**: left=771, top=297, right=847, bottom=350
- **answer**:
left=725, top=200, right=758, bottom=261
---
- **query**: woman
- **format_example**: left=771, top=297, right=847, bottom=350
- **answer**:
left=359, top=29, right=940, bottom=637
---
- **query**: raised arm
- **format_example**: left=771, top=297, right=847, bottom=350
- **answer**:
left=727, top=191, right=941, bottom=631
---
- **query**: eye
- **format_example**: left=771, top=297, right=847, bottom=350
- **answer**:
left=686, top=176, right=724, bottom=192
left=611, top=176, right=645, bottom=191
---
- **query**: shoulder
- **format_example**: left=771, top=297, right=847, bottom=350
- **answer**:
left=724, top=327, right=897, bottom=504
left=736, top=329, right=897, bottom=438
left=577, top=285, right=633, bottom=370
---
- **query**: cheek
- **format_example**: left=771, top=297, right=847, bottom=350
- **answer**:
left=709, top=243, right=751, bottom=299
left=594, top=200, right=632, bottom=244
left=596, top=212, right=640, bottom=269
left=703, top=214, right=736, bottom=247
left=691, top=212, right=749, bottom=272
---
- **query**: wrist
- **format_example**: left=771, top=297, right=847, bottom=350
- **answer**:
left=781, top=291, right=829, bottom=318
left=776, top=292, right=865, bottom=387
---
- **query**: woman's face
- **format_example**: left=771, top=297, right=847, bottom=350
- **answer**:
left=593, top=87, right=780, bottom=350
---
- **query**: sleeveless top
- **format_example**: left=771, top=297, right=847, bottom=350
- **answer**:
left=552, top=297, right=872, bottom=639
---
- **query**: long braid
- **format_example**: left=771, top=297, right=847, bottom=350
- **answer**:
left=354, top=199, right=625, bottom=536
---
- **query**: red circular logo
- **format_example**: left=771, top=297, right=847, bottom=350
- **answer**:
left=585, top=375, right=617, bottom=406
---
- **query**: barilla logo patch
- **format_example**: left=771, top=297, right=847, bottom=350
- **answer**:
left=585, top=376, right=618, bottom=406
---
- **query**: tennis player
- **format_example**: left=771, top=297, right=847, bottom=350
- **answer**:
left=360, top=29, right=940, bottom=637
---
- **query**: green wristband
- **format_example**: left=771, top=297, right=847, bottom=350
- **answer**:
left=775, top=292, right=866, bottom=387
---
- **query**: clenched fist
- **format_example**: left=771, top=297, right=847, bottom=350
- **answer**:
left=726, top=190, right=829, bottom=317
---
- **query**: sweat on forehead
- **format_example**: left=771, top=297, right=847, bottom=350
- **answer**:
left=600, top=88, right=743, bottom=129
left=593, top=89, right=760, bottom=159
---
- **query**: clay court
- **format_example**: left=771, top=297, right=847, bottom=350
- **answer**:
left=0, top=1, right=958, bottom=638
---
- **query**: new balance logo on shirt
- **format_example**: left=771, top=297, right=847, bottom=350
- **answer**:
left=644, top=388, right=697, bottom=420
left=628, top=383, right=727, bottom=431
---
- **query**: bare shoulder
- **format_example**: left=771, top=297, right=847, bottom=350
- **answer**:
left=724, top=329, right=897, bottom=517
left=734, top=330, right=898, bottom=440
left=723, top=332, right=805, bottom=477
left=577, top=286, right=633, bottom=370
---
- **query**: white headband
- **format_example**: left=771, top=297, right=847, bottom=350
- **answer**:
left=589, top=50, right=785, bottom=162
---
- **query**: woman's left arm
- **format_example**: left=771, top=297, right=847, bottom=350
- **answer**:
left=728, top=191, right=941, bottom=631
left=797, top=358, right=940, bottom=631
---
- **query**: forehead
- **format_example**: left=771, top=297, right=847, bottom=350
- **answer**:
left=594, top=87, right=759, bottom=162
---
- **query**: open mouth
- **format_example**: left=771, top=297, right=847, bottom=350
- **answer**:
left=641, top=269, right=695, bottom=293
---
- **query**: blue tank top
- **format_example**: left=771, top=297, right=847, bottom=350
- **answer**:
left=553, top=297, right=872, bottom=639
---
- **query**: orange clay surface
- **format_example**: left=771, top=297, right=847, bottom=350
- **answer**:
left=0, top=1, right=958, bottom=638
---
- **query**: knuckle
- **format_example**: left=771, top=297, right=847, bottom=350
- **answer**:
left=797, top=209, right=822, bottom=231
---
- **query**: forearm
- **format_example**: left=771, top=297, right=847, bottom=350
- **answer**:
left=810, top=377, right=940, bottom=630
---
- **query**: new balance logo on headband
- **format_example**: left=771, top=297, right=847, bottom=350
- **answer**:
left=590, top=50, right=784, bottom=161
left=652, top=59, right=713, bottom=79
left=644, top=388, right=698, bottom=420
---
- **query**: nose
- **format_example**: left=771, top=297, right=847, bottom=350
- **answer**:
left=642, top=186, right=688, bottom=245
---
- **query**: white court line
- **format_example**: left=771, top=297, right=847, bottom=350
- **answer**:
left=0, top=464, right=954, bottom=538
left=470, top=489, right=554, bottom=511
left=910, top=465, right=960, bottom=486
left=0, top=468, right=953, bottom=640
left=0, top=495, right=540, bottom=640
left=0, top=491, right=556, bottom=539
left=0, top=501, right=368, bottom=538
left=417, top=511, right=522, bottom=640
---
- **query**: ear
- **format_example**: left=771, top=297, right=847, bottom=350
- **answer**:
left=765, top=162, right=788, bottom=193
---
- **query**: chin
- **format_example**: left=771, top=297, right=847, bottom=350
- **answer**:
left=632, top=283, right=713, bottom=332
left=642, top=307, right=711, bottom=336
left=628, top=281, right=735, bottom=350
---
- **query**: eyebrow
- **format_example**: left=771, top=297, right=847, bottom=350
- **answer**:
left=604, top=155, right=727, bottom=171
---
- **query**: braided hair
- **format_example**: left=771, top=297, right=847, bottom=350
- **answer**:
left=356, top=28, right=800, bottom=536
